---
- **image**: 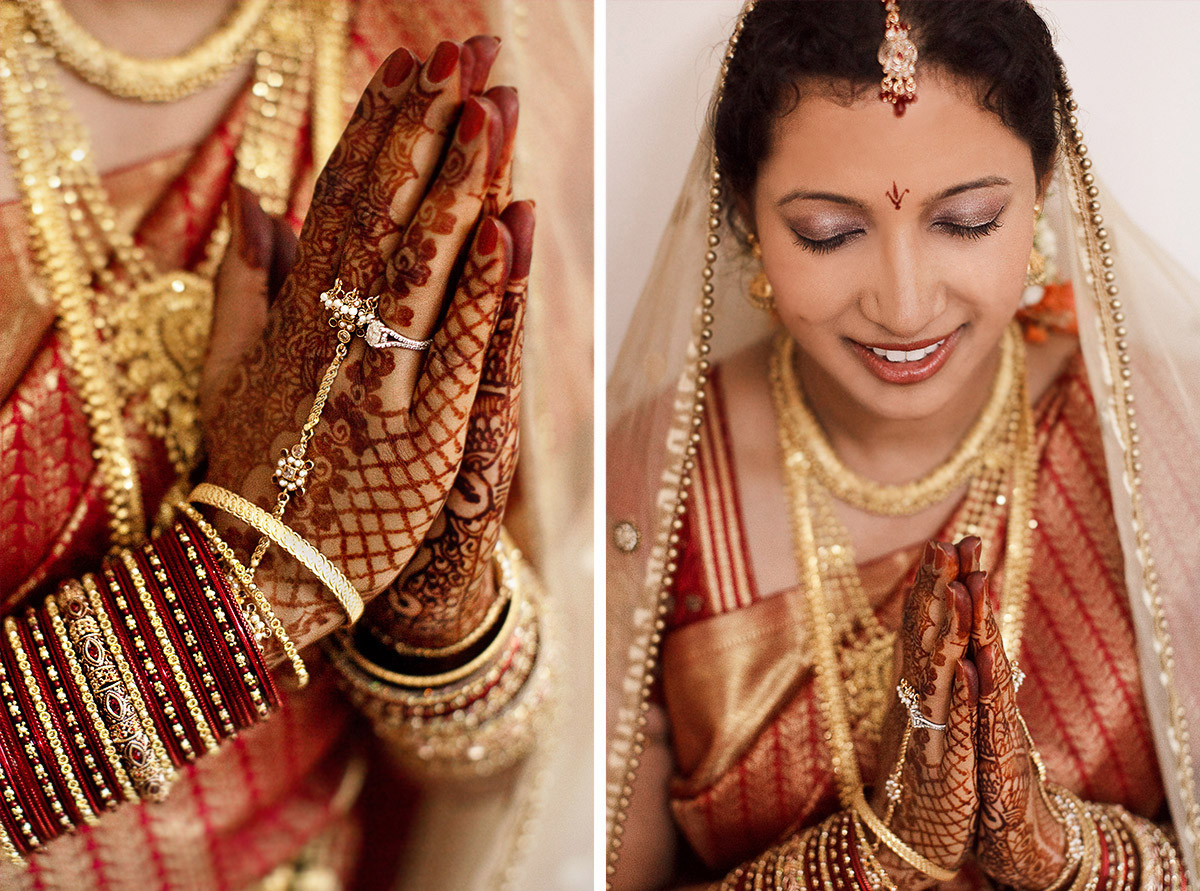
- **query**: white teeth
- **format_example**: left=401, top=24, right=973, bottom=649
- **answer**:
left=869, top=339, right=945, bottom=362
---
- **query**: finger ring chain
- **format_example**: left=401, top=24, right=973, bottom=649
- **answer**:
left=251, top=278, right=414, bottom=581
left=897, top=678, right=947, bottom=731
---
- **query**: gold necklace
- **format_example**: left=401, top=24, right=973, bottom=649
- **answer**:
left=0, top=0, right=340, bottom=551
left=16, top=0, right=272, bottom=102
left=786, top=324, right=1019, bottom=515
left=770, top=323, right=1037, bottom=800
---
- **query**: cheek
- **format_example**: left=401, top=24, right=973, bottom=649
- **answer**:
left=765, top=253, right=862, bottom=325
left=945, top=231, right=1032, bottom=319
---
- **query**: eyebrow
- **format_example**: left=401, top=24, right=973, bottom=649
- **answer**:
left=776, top=175, right=1012, bottom=209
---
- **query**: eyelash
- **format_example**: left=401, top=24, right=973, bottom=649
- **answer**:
left=936, top=214, right=1004, bottom=240
left=791, top=231, right=859, bottom=255
left=791, top=209, right=1006, bottom=255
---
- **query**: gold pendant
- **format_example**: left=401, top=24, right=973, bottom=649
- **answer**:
left=839, top=620, right=895, bottom=740
left=109, top=272, right=214, bottom=473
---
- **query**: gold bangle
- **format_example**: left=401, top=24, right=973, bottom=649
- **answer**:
left=47, top=589, right=137, bottom=803
left=849, top=788, right=958, bottom=883
left=188, top=483, right=363, bottom=624
left=78, top=575, right=175, bottom=802
left=373, top=528, right=518, bottom=659
left=337, top=550, right=524, bottom=688
left=175, top=503, right=309, bottom=688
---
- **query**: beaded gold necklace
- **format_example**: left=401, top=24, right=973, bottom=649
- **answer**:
left=0, top=0, right=341, bottom=551
left=770, top=322, right=1037, bottom=757
left=16, top=0, right=272, bottom=103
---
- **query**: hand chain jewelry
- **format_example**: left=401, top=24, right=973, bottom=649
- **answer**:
left=247, top=278, right=377, bottom=574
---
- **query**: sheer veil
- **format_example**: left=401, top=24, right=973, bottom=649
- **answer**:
left=605, top=1, right=1200, bottom=882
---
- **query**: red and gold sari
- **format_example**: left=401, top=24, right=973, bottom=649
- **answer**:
left=657, top=350, right=1165, bottom=887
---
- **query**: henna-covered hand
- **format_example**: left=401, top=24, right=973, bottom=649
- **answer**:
left=870, top=540, right=980, bottom=889
left=198, top=38, right=528, bottom=653
left=968, top=564, right=1068, bottom=889
left=365, top=198, right=532, bottom=650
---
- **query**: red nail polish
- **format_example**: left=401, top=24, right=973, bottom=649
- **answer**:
left=427, top=42, right=460, bottom=84
left=459, top=98, right=486, bottom=142
left=920, top=541, right=937, bottom=574
left=477, top=218, right=499, bottom=254
left=383, top=50, right=414, bottom=88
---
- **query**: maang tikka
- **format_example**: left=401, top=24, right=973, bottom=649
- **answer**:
left=879, top=0, right=917, bottom=115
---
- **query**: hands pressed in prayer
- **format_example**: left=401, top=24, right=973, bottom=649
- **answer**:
left=872, top=540, right=980, bottom=888
left=198, top=36, right=532, bottom=652
left=879, top=537, right=1070, bottom=888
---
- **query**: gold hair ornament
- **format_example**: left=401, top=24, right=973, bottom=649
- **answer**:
left=879, top=0, right=917, bottom=115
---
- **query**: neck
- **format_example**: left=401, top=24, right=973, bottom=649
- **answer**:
left=795, top=339, right=1005, bottom=487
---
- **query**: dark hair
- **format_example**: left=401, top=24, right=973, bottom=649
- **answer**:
left=713, top=0, right=1068, bottom=220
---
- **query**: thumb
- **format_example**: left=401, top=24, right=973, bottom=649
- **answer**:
left=200, top=185, right=290, bottom=414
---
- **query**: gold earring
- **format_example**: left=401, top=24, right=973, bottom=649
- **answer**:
left=746, top=233, right=775, bottom=311
left=1025, top=247, right=1047, bottom=287
left=1026, top=206, right=1047, bottom=287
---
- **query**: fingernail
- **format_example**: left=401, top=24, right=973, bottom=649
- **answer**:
left=477, top=217, right=499, bottom=254
left=958, top=536, right=981, bottom=573
left=383, top=49, right=414, bottom=88
left=459, top=98, right=486, bottom=142
left=920, top=541, right=938, bottom=574
left=955, top=583, right=972, bottom=632
left=427, top=42, right=460, bottom=84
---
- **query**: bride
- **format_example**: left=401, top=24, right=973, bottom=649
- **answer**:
left=607, top=1, right=1200, bottom=888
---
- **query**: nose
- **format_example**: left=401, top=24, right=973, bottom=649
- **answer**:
left=860, top=230, right=944, bottom=338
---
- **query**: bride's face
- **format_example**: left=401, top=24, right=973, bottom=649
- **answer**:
left=750, top=69, right=1041, bottom=422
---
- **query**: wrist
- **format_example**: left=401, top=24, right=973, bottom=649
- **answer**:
left=324, top=536, right=553, bottom=779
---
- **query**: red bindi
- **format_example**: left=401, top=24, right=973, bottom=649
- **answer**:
left=886, top=182, right=910, bottom=210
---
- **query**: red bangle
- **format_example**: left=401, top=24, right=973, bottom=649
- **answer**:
left=32, top=602, right=123, bottom=813
left=13, top=614, right=102, bottom=823
left=155, top=527, right=258, bottom=729
left=101, top=561, right=194, bottom=766
left=0, top=631, right=61, bottom=843
left=141, top=539, right=238, bottom=738
left=176, top=520, right=277, bottom=715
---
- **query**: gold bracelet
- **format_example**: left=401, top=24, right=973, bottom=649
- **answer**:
left=378, top=533, right=517, bottom=658
left=188, top=483, right=363, bottom=624
left=77, top=575, right=175, bottom=802
left=47, top=589, right=137, bottom=803
left=174, top=504, right=309, bottom=687
left=849, top=788, right=957, bottom=883
left=336, top=546, right=524, bottom=689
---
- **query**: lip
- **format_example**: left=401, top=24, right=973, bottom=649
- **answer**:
left=849, top=325, right=965, bottom=385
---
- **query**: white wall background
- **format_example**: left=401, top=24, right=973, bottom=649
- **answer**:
left=606, top=0, right=1200, bottom=375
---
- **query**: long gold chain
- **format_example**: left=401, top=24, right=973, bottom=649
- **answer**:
left=15, top=0, right=272, bottom=102
left=0, top=0, right=338, bottom=550
left=770, top=323, right=1037, bottom=800
left=785, top=325, right=1019, bottom=515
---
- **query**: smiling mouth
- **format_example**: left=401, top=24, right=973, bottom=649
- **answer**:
left=849, top=326, right=965, bottom=384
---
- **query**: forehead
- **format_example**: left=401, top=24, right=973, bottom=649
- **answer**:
left=760, top=71, right=1036, bottom=197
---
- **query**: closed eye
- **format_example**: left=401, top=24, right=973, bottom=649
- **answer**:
left=791, top=229, right=864, bottom=255
left=935, top=212, right=1004, bottom=240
